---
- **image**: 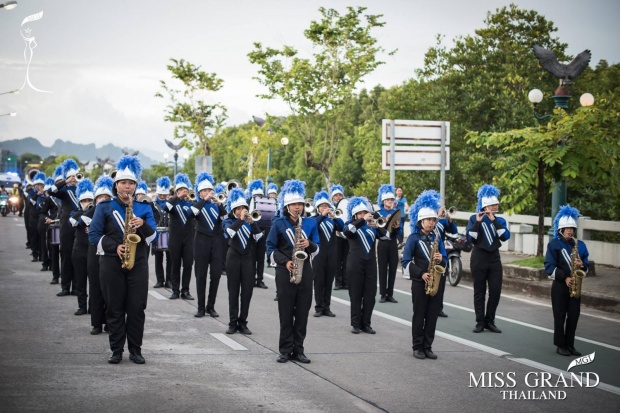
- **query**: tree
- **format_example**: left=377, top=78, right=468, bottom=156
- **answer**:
left=156, top=58, right=227, bottom=156
left=248, top=6, right=392, bottom=187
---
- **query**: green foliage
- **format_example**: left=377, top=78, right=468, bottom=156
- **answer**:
left=511, top=256, right=545, bottom=269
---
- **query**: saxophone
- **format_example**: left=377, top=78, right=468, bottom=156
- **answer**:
left=425, top=228, right=446, bottom=297
left=121, top=194, right=141, bottom=270
left=289, top=214, right=308, bottom=284
left=569, top=236, right=586, bottom=299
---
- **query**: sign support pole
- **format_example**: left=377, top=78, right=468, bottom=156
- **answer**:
left=440, top=121, right=446, bottom=205
left=390, top=119, right=396, bottom=187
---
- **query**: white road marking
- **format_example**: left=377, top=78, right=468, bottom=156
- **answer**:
left=210, top=333, right=248, bottom=351
left=148, top=290, right=168, bottom=300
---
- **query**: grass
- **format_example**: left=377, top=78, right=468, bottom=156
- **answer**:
left=511, top=256, right=545, bottom=269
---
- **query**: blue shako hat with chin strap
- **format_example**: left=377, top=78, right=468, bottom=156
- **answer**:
left=62, top=158, right=80, bottom=179
left=114, top=156, right=142, bottom=183
left=44, top=177, right=54, bottom=191
left=313, top=190, right=332, bottom=208
left=173, top=173, right=191, bottom=191
left=330, top=184, right=344, bottom=198
left=553, top=205, right=580, bottom=239
left=76, top=178, right=95, bottom=201
left=53, top=165, right=64, bottom=182
left=248, top=179, right=265, bottom=197
left=135, top=180, right=149, bottom=195
left=214, top=183, right=225, bottom=195
left=227, top=187, right=248, bottom=212
left=94, top=175, right=114, bottom=199
left=477, top=184, right=500, bottom=212
left=266, top=183, right=278, bottom=196
left=409, top=189, right=441, bottom=234
left=32, top=172, right=46, bottom=185
left=195, top=171, right=215, bottom=193
left=377, top=184, right=396, bottom=205
left=156, top=176, right=172, bottom=195
left=347, top=196, right=371, bottom=219
left=278, top=180, right=305, bottom=211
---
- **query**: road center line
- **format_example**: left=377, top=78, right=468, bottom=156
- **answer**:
left=148, top=290, right=167, bottom=300
left=210, top=333, right=248, bottom=351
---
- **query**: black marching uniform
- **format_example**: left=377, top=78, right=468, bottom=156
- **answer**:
left=88, top=197, right=157, bottom=357
left=334, top=199, right=349, bottom=290
left=152, top=198, right=172, bottom=287
left=26, top=188, right=40, bottom=261
left=166, top=196, right=195, bottom=296
left=312, top=213, right=344, bottom=315
left=376, top=206, right=402, bottom=301
left=37, top=194, right=52, bottom=270
left=23, top=187, right=34, bottom=249
left=191, top=198, right=227, bottom=315
left=266, top=213, right=319, bottom=356
left=39, top=196, right=61, bottom=279
left=70, top=206, right=93, bottom=313
left=82, top=205, right=106, bottom=331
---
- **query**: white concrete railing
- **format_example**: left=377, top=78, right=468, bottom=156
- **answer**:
left=402, top=211, right=620, bottom=267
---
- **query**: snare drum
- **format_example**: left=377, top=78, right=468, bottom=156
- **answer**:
left=156, top=228, right=169, bottom=251
left=50, top=222, right=61, bottom=245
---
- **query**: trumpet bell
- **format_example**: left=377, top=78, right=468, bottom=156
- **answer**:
left=375, top=217, right=387, bottom=228
left=250, top=210, right=262, bottom=221
left=216, top=193, right=227, bottom=203
left=189, top=191, right=196, bottom=201
left=225, top=180, right=240, bottom=193
left=76, top=173, right=84, bottom=181
left=334, top=209, right=343, bottom=218
left=294, top=250, right=308, bottom=260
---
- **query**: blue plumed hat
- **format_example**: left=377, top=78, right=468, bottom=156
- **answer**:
left=135, top=180, right=149, bottom=195
left=114, top=156, right=142, bottom=183
left=76, top=178, right=95, bottom=201
left=174, top=173, right=191, bottom=191
left=214, top=183, right=225, bottom=195
left=62, top=158, right=80, bottom=179
left=156, top=176, right=172, bottom=195
left=330, top=184, right=344, bottom=198
left=377, top=184, right=396, bottom=204
left=313, top=190, right=332, bottom=208
left=227, top=187, right=248, bottom=212
left=477, top=184, right=500, bottom=211
left=553, top=205, right=580, bottom=238
left=195, top=171, right=215, bottom=193
left=32, top=171, right=46, bottom=185
left=409, top=190, right=441, bottom=233
left=278, top=179, right=305, bottom=210
left=94, top=175, right=114, bottom=199
left=266, top=183, right=278, bottom=196
left=347, top=196, right=371, bottom=218
left=248, top=179, right=265, bottom=197
left=44, top=177, right=54, bottom=191
left=53, top=165, right=64, bottom=182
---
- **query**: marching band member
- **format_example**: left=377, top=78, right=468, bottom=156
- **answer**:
left=70, top=178, right=95, bottom=316
left=88, top=156, right=157, bottom=364
left=466, top=184, right=510, bottom=334
left=267, top=180, right=319, bottom=363
left=376, top=184, right=401, bottom=304
left=344, top=197, right=389, bottom=334
left=23, top=180, right=35, bottom=252
left=48, top=159, right=81, bottom=297
left=394, top=187, right=409, bottom=246
left=545, top=205, right=589, bottom=357
left=37, top=177, right=55, bottom=272
left=331, top=184, right=349, bottom=290
left=248, top=179, right=269, bottom=289
left=166, top=173, right=195, bottom=300
left=191, top=172, right=227, bottom=318
left=266, top=183, right=278, bottom=200
left=435, top=204, right=458, bottom=317
left=153, top=177, right=172, bottom=289
left=401, top=191, right=447, bottom=360
left=43, top=166, right=64, bottom=284
left=134, top=181, right=150, bottom=203
left=214, top=183, right=229, bottom=277
left=267, top=183, right=280, bottom=301
left=222, top=188, right=263, bottom=334
left=311, top=190, right=344, bottom=318
left=28, top=172, right=46, bottom=263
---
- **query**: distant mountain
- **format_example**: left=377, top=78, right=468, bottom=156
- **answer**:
left=0, top=137, right=156, bottom=167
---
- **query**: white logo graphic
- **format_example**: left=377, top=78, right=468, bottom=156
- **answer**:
left=567, top=351, right=595, bottom=371
left=19, top=11, right=53, bottom=94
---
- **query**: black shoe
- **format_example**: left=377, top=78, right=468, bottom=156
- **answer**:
left=274, top=294, right=278, bottom=301
left=361, top=325, right=376, bottom=334
left=108, top=350, right=123, bottom=364
left=313, top=311, right=323, bottom=317
left=129, top=348, right=145, bottom=364
left=277, top=353, right=290, bottom=363
left=424, top=349, right=438, bottom=360
left=351, top=327, right=361, bottom=334
left=74, top=308, right=87, bottom=316
left=153, top=282, right=164, bottom=288
left=103, top=324, right=109, bottom=332
left=206, top=308, right=219, bottom=318
left=323, top=309, right=336, bottom=317
left=293, top=353, right=311, bottom=364
left=256, top=281, right=268, bottom=289
left=413, top=350, right=426, bottom=359
left=333, top=285, right=342, bottom=290
left=90, top=326, right=102, bottom=335
left=50, top=278, right=59, bottom=285
left=485, top=323, right=502, bottom=333
left=31, top=257, right=39, bottom=262
left=226, top=326, right=236, bottom=334
left=70, top=291, right=78, bottom=296
left=438, top=311, right=448, bottom=318
left=386, top=296, right=398, bottom=303
left=221, top=270, right=227, bottom=276
left=56, top=290, right=70, bottom=297
left=557, top=346, right=571, bottom=356
left=568, top=347, right=582, bottom=357
left=473, top=324, right=484, bottom=333
left=379, top=295, right=387, bottom=303
left=40, top=266, right=49, bottom=271
left=237, top=325, right=252, bottom=335
left=194, top=309, right=205, bottom=318
left=180, top=292, right=194, bottom=300
left=169, top=292, right=180, bottom=300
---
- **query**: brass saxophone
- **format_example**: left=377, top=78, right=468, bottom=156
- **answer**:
left=121, top=194, right=141, bottom=270
left=569, top=236, right=586, bottom=298
left=289, top=214, right=308, bottom=284
left=425, top=228, right=446, bottom=297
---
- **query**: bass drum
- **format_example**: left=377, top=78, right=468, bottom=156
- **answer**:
left=156, top=228, right=169, bottom=251
left=50, top=222, right=61, bottom=245
left=335, top=198, right=349, bottom=223
left=250, top=195, right=277, bottom=230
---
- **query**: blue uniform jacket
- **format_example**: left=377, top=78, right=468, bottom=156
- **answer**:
left=266, top=215, right=320, bottom=268
left=402, top=230, right=448, bottom=281
left=544, top=237, right=589, bottom=281
left=312, top=214, right=344, bottom=247
left=222, top=215, right=263, bottom=255
left=343, top=219, right=389, bottom=260
left=466, top=214, right=510, bottom=252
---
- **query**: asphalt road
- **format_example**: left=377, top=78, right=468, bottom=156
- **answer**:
left=0, top=215, right=618, bottom=412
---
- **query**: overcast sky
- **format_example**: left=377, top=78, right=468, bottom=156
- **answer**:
left=1, top=0, right=618, bottom=161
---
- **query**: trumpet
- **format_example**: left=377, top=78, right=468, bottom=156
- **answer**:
left=441, top=206, right=457, bottom=219
left=76, top=173, right=84, bottom=182
left=188, top=191, right=196, bottom=201
left=327, top=208, right=343, bottom=219
left=371, top=216, right=387, bottom=228
left=243, top=209, right=262, bottom=224
left=304, top=199, right=315, bottom=215
left=224, top=180, right=240, bottom=194
left=215, top=193, right=227, bottom=204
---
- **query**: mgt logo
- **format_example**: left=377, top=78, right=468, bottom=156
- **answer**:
left=19, top=11, right=53, bottom=94
left=567, top=352, right=595, bottom=371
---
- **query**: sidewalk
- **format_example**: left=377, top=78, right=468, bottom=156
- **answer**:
left=458, top=250, right=620, bottom=314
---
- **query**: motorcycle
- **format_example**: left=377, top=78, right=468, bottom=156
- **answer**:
left=0, top=194, right=8, bottom=217
left=444, top=232, right=472, bottom=286
left=8, top=195, right=20, bottom=215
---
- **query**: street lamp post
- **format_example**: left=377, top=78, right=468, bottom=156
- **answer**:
left=0, top=1, right=18, bottom=10
left=0, top=112, right=17, bottom=117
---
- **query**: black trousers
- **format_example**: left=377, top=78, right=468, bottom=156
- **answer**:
left=29, top=216, right=40, bottom=259
left=471, top=247, right=503, bottom=324
left=253, top=234, right=266, bottom=283
left=49, top=238, right=60, bottom=279
left=60, top=229, right=75, bottom=292
left=551, top=280, right=580, bottom=348
left=411, top=276, right=445, bottom=351
left=312, top=244, right=337, bottom=312
left=87, top=246, right=106, bottom=328
left=99, top=255, right=148, bottom=352
left=377, top=238, right=398, bottom=297
left=275, top=263, right=313, bottom=355
left=226, top=249, right=254, bottom=328
left=154, top=249, right=171, bottom=284
left=38, top=221, right=49, bottom=267
left=334, top=236, right=349, bottom=287
left=194, top=232, right=223, bottom=311
left=347, top=255, right=377, bottom=328
left=72, top=246, right=88, bottom=310
left=169, top=234, right=193, bottom=294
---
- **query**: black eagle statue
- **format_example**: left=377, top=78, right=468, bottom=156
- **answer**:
left=164, top=139, right=184, bottom=152
left=532, top=45, right=591, bottom=85
left=122, top=148, right=140, bottom=156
